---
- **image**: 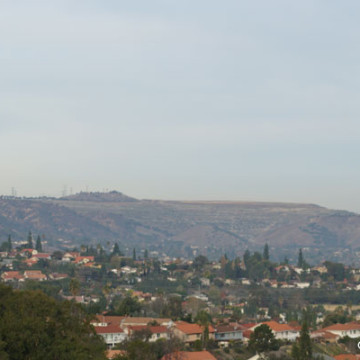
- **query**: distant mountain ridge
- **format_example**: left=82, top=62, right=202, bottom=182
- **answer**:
left=1, top=191, right=360, bottom=264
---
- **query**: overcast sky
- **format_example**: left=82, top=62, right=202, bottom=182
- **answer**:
left=1, top=1, right=360, bottom=212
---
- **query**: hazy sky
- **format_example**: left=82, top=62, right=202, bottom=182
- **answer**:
left=1, top=1, right=360, bottom=212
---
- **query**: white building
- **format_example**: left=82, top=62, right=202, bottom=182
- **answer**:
left=94, top=325, right=127, bottom=348
left=321, top=322, right=360, bottom=338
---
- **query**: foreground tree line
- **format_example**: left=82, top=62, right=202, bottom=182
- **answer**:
left=0, top=284, right=107, bottom=360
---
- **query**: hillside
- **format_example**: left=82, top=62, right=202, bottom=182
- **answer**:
left=1, top=193, right=360, bottom=263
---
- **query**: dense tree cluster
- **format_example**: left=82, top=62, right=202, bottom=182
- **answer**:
left=0, top=284, right=106, bottom=360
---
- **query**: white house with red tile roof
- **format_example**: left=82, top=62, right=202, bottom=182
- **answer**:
left=24, top=257, right=39, bottom=267
left=92, top=315, right=126, bottom=327
left=311, top=329, right=339, bottom=342
left=215, top=323, right=245, bottom=342
left=173, top=322, right=215, bottom=343
left=32, top=253, right=51, bottom=260
left=251, top=321, right=299, bottom=341
left=321, top=322, right=360, bottom=338
left=24, top=270, right=47, bottom=281
left=62, top=252, right=80, bottom=261
left=20, top=248, right=37, bottom=257
left=1, top=271, right=24, bottom=282
left=127, top=325, right=170, bottom=342
left=94, top=324, right=127, bottom=348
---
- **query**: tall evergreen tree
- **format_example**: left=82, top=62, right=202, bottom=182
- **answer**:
left=144, top=249, right=148, bottom=259
left=263, top=243, right=269, bottom=260
left=7, top=235, right=12, bottom=251
left=132, top=248, right=136, bottom=261
left=35, top=235, right=42, bottom=252
left=292, top=321, right=312, bottom=360
left=112, top=243, right=122, bottom=256
left=27, top=231, right=33, bottom=249
left=297, top=248, right=304, bottom=268
left=243, top=249, right=251, bottom=268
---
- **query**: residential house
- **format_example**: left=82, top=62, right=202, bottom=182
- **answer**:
left=173, top=322, right=215, bottom=343
left=1, top=271, right=24, bottom=282
left=32, top=253, right=51, bottom=261
left=62, top=252, right=80, bottom=261
left=94, top=324, right=127, bottom=348
left=311, top=329, right=339, bottom=343
left=73, top=256, right=94, bottom=265
left=251, top=321, right=299, bottom=341
left=92, top=315, right=126, bottom=327
left=127, top=325, right=170, bottom=342
left=20, top=249, right=37, bottom=257
left=215, top=324, right=245, bottom=342
left=294, top=282, right=310, bottom=289
left=24, top=270, right=47, bottom=281
left=121, top=317, right=172, bottom=328
left=321, top=322, right=360, bottom=339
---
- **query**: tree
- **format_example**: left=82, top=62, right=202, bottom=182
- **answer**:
left=193, top=255, right=209, bottom=271
left=243, top=249, right=251, bottom=268
left=263, top=243, right=270, bottom=261
left=7, top=235, right=12, bottom=251
left=35, top=235, right=42, bottom=252
left=133, top=248, right=137, bottom=261
left=0, top=284, right=106, bottom=359
left=160, top=296, right=183, bottom=319
left=292, top=321, right=312, bottom=360
left=297, top=249, right=304, bottom=268
left=0, top=236, right=12, bottom=252
left=194, top=310, right=212, bottom=350
left=27, top=231, right=33, bottom=249
left=112, top=243, right=122, bottom=256
left=69, top=278, right=80, bottom=297
left=117, top=295, right=142, bottom=316
left=144, top=249, right=148, bottom=259
left=248, top=324, right=279, bottom=354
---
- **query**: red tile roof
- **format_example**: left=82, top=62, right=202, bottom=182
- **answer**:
left=334, top=355, right=359, bottom=360
left=161, top=351, right=217, bottom=360
left=215, top=324, right=246, bottom=333
left=24, top=270, right=46, bottom=280
left=322, top=322, right=360, bottom=332
left=73, top=256, right=94, bottom=264
left=1, top=271, right=24, bottom=280
left=94, top=324, right=124, bottom=334
left=243, top=329, right=253, bottom=339
left=175, top=322, right=215, bottom=334
left=311, top=329, right=339, bottom=340
left=33, top=253, right=51, bottom=259
left=258, top=321, right=295, bottom=332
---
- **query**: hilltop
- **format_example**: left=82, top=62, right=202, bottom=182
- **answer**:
left=60, top=190, right=138, bottom=202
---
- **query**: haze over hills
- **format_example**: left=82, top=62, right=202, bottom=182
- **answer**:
left=1, top=191, right=360, bottom=264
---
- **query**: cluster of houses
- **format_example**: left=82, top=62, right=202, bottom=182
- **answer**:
left=0, top=249, right=98, bottom=268
left=92, top=315, right=360, bottom=360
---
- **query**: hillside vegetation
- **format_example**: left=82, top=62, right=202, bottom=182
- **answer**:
left=1, top=192, right=360, bottom=263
